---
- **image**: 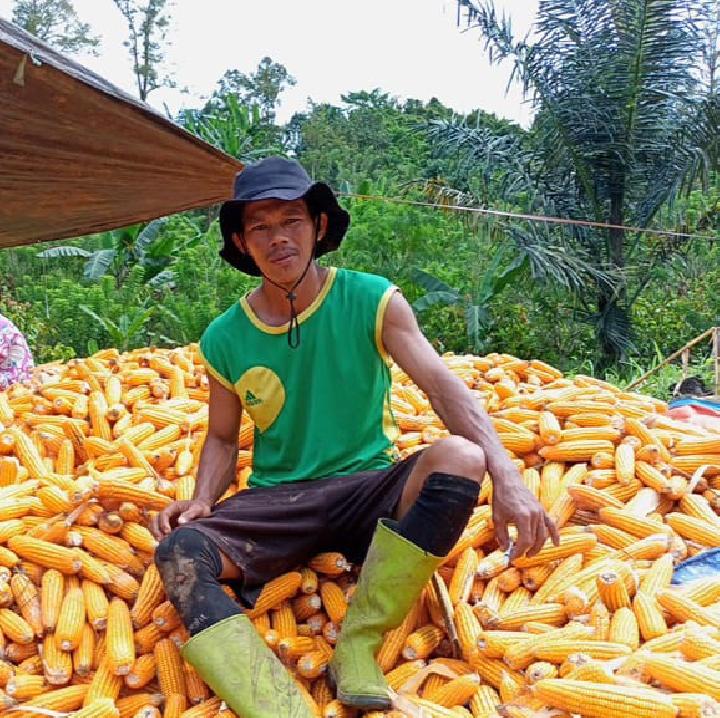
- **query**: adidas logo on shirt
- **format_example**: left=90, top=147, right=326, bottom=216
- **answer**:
left=244, top=389, right=262, bottom=406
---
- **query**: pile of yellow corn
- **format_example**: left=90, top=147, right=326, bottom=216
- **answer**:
left=0, top=347, right=719, bottom=718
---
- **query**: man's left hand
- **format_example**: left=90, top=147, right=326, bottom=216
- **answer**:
left=491, top=466, right=560, bottom=561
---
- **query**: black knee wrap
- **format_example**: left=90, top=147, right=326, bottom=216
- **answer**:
left=397, top=472, right=479, bottom=556
left=155, top=528, right=241, bottom=635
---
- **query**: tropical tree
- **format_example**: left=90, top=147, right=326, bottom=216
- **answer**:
left=182, top=96, right=283, bottom=162
left=11, top=0, right=99, bottom=54
left=440, top=0, right=719, bottom=366
left=111, top=0, right=172, bottom=101
left=208, top=58, right=296, bottom=123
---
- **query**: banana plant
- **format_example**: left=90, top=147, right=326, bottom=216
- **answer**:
left=79, top=303, right=181, bottom=352
left=411, top=249, right=527, bottom=351
left=37, top=218, right=200, bottom=287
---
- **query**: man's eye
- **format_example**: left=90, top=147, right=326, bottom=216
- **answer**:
left=285, top=218, right=301, bottom=225
left=249, top=225, right=267, bottom=233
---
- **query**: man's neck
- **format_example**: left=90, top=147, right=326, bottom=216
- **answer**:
left=249, top=263, right=328, bottom=326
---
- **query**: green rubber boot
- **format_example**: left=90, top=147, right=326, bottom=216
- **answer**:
left=182, top=613, right=314, bottom=718
left=328, top=519, right=442, bottom=710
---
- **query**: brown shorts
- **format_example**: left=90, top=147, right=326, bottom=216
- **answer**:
left=185, top=452, right=422, bottom=607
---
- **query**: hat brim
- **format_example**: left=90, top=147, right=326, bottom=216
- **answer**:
left=219, top=183, right=350, bottom=276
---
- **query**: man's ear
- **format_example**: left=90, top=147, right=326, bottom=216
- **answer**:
left=317, top=212, right=329, bottom=242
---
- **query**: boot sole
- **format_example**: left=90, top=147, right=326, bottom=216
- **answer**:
left=327, top=664, right=392, bottom=711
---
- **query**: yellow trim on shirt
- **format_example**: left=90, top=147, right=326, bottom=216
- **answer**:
left=239, top=267, right=338, bottom=335
left=197, top=346, right=235, bottom=393
left=375, top=285, right=397, bottom=367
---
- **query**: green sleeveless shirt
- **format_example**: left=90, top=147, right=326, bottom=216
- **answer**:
left=198, top=268, right=400, bottom=488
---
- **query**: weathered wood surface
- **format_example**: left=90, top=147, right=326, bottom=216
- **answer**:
left=0, top=19, right=242, bottom=247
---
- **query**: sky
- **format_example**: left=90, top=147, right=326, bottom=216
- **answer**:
left=0, top=0, right=539, bottom=126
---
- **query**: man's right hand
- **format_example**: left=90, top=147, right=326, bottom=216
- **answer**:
left=150, top=500, right=212, bottom=540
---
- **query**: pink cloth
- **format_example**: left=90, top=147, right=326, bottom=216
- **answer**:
left=668, top=405, right=720, bottom=433
left=0, top=315, right=33, bottom=389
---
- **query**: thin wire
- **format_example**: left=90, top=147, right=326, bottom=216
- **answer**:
left=337, top=192, right=720, bottom=243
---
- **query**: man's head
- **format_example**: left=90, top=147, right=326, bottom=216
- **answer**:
left=674, top=376, right=710, bottom=398
left=219, top=157, right=350, bottom=277
left=231, top=197, right=329, bottom=285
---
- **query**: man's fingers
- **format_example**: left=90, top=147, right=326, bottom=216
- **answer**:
left=526, top=514, right=548, bottom=557
left=159, top=508, right=174, bottom=537
left=494, top=514, right=511, bottom=551
left=178, top=504, right=208, bottom=526
left=148, top=514, right=161, bottom=541
left=509, top=515, right=533, bottom=561
left=546, top=514, right=561, bottom=546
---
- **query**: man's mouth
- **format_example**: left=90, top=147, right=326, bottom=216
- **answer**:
left=270, top=252, right=296, bottom=265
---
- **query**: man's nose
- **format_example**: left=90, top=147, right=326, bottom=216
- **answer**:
left=268, top=225, right=291, bottom=246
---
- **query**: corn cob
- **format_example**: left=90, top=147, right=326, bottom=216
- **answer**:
left=154, top=638, right=186, bottom=699
left=296, top=650, right=328, bottom=680
left=73, top=623, right=95, bottom=677
left=10, top=573, right=42, bottom=638
left=125, top=654, right=156, bottom=690
left=377, top=600, right=420, bottom=672
left=308, top=553, right=351, bottom=576
left=643, top=654, right=720, bottom=700
left=403, top=625, right=444, bottom=660
left=182, top=661, right=207, bottom=705
left=532, top=678, right=678, bottom=718
left=513, top=533, right=597, bottom=568
left=107, top=598, right=135, bottom=675
left=6, top=674, right=46, bottom=700
left=319, top=582, right=347, bottom=625
left=0, top=609, right=33, bottom=645
left=131, top=563, right=164, bottom=629
left=633, top=591, right=668, bottom=640
left=82, top=579, right=110, bottom=630
left=246, top=571, right=302, bottom=619
left=656, top=588, right=720, bottom=629
left=55, top=586, right=85, bottom=650
left=83, top=659, right=122, bottom=707
left=469, top=683, right=501, bottom=718
left=152, top=601, right=181, bottom=632
left=426, top=673, right=481, bottom=707
left=665, top=513, right=720, bottom=547
left=271, top=601, right=297, bottom=639
left=7, top=536, right=81, bottom=574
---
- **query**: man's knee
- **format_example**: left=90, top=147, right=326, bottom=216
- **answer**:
left=420, top=435, right=486, bottom=481
left=155, top=528, right=220, bottom=598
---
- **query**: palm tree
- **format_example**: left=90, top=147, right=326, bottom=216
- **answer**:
left=438, top=0, right=718, bottom=366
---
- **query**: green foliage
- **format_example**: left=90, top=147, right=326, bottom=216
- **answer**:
left=208, top=58, right=296, bottom=124
left=12, top=0, right=99, bottom=54
left=182, top=98, right=283, bottom=161
left=450, top=0, right=720, bottom=366
left=112, top=0, right=172, bottom=101
left=411, top=250, right=528, bottom=352
left=4, top=4, right=720, bottom=392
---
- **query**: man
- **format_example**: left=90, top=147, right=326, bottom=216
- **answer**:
left=151, top=157, right=558, bottom=717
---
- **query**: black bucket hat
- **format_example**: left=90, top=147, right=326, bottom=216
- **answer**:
left=218, top=157, right=350, bottom=276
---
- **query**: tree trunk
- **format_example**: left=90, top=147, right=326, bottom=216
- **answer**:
left=596, top=187, right=630, bottom=369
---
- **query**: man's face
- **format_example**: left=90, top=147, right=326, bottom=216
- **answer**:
left=233, top=198, right=327, bottom=284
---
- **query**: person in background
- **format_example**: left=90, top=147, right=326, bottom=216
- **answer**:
left=0, top=314, right=34, bottom=389
left=667, top=375, right=720, bottom=433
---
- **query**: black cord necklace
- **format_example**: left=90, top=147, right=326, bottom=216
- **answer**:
left=257, top=220, right=321, bottom=349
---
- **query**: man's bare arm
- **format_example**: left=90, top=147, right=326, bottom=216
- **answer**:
left=193, top=375, right=243, bottom=506
left=382, top=291, right=558, bottom=557
left=382, top=292, right=512, bottom=474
